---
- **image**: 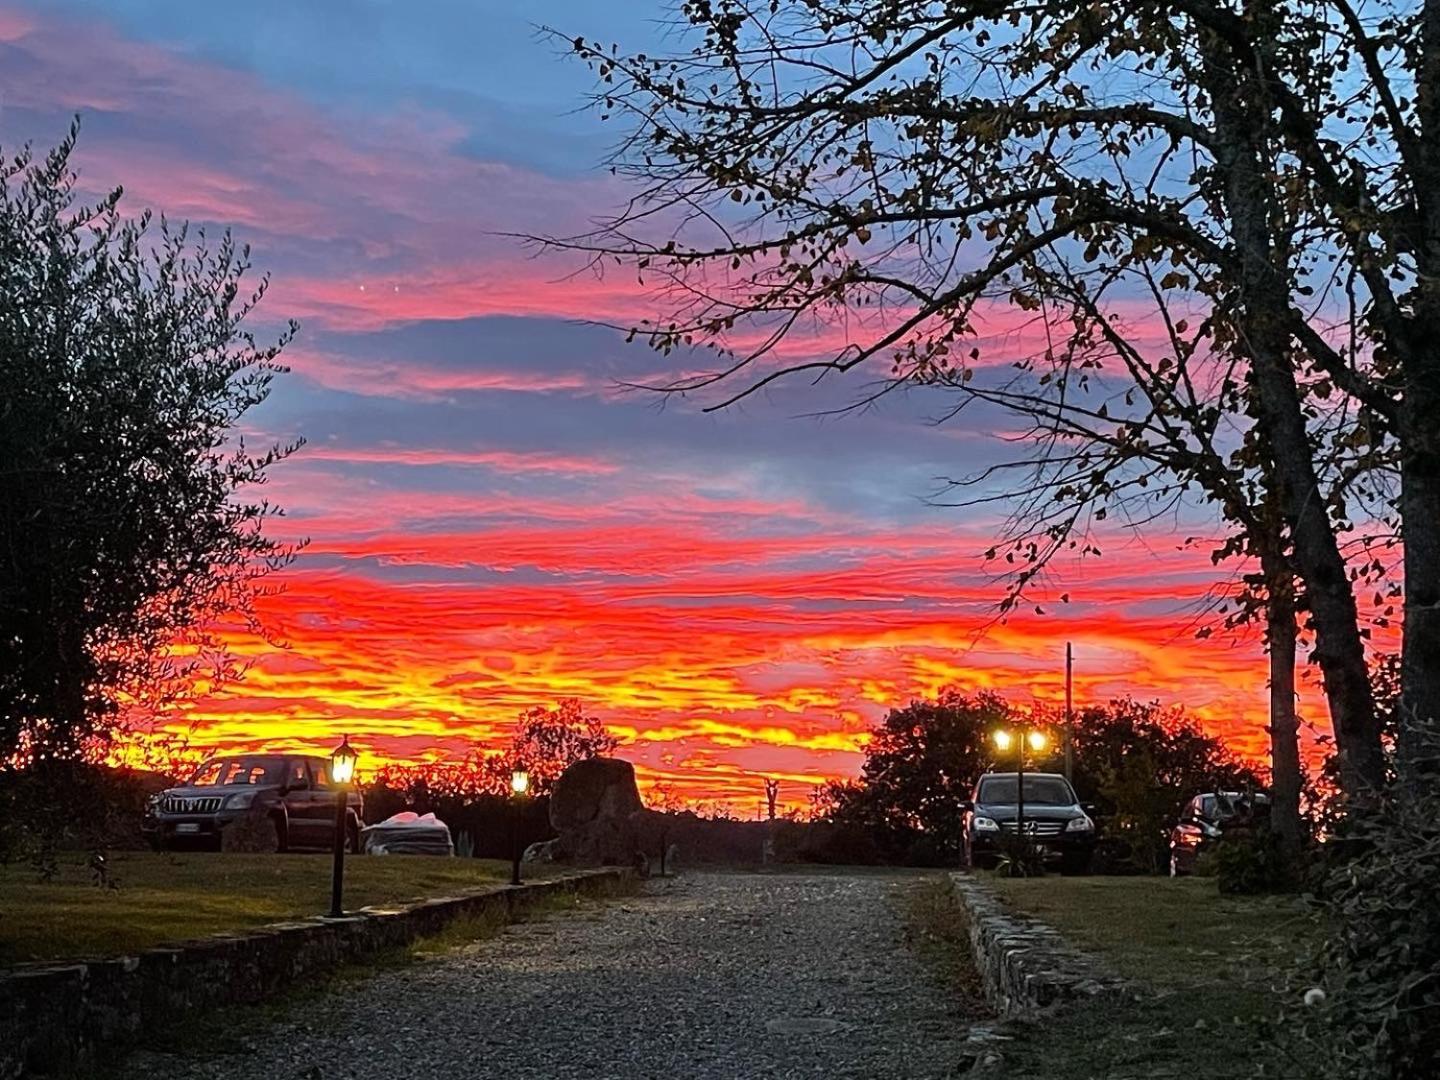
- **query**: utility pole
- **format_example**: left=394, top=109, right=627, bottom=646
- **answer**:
left=1064, top=642, right=1074, bottom=782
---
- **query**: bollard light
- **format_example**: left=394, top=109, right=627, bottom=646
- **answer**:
left=509, top=768, right=530, bottom=886
left=328, top=735, right=358, bottom=918
left=332, top=735, right=358, bottom=784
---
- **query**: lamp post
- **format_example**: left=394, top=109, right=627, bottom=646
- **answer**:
left=993, top=727, right=1047, bottom=868
left=509, top=769, right=529, bottom=887
left=329, top=735, right=358, bottom=919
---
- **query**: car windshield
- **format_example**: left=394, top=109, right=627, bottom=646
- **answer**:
left=977, top=776, right=1076, bottom=806
left=188, top=758, right=283, bottom=787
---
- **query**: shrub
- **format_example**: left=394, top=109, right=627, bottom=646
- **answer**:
left=1283, top=735, right=1440, bottom=1078
left=1211, top=827, right=1290, bottom=895
left=993, top=831, right=1047, bottom=877
left=771, top=820, right=883, bottom=865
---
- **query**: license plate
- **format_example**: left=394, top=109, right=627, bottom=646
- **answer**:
left=175, top=823, right=201, bottom=834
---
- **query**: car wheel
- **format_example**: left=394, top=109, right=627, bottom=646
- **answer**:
left=147, top=835, right=165, bottom=853
left=272, top=814, right=289, bottom=854
left=1169, top=851, right=1181, bottom=877
left=346, top=819, right=362, bottom=854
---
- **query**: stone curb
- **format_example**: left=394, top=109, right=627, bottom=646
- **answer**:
left=948, top=873, right=1130, bottom=1017
left=0, top=867, right=633, bottom=1079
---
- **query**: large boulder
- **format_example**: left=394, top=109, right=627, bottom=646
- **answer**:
left=542, top=757, right=648, bottom=868
left=549, top=757, right=644, bottom=832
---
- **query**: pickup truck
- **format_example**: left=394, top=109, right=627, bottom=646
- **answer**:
left=142, top=754, right=363, bottom=853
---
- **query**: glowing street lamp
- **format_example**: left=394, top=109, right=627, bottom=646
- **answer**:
left=329, top=735, right=358, bottom=918
left=992, top=726, right=1048, bottom=869
left=510, top=769, right=530, bottom=887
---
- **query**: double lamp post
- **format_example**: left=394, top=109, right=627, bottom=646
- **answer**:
left=992, top=726, right=1047, bottom=845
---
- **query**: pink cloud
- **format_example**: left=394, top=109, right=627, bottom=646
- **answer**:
left=299, top=445, right=620, bottom=476
left=285, top=347, right=606, bottom=400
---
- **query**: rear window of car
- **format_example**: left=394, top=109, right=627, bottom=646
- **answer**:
left=977, top=776, right=1076, bottom=806
left=189, top=758, right=283, bottom=786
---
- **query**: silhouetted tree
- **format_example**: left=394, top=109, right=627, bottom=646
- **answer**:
left=819, top=689, right=1009, bottom=863
left=816, top=689, right=1251, bottom=867
left=511, top=698, right=620, bottom=793
left=1068, top=698, right=1262, bottom=873
left=0, top=126, right=300, bottom=767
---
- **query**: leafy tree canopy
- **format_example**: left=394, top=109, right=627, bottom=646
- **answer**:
left=818, top=689, right=1255, bottom=865
left=0, top=127, right=300, bottom=766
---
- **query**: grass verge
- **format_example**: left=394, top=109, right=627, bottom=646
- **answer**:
left=977, top=875, right=1315, bottom=1080
left=0, top=850, right=563, bottom=963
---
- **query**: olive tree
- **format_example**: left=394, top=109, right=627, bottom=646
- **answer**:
left=0, top=127, right=301, bottom=767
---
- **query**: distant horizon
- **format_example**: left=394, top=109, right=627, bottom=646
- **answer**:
left=2, top=2, right=1334, bottom=809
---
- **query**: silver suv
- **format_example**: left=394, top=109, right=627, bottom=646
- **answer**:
left=143, top=754, right=363, bottom=853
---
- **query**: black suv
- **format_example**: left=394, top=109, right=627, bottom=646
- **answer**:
left=961, top=771, right=1096, bottom=873
left=143, top=754, right=363, bottom=853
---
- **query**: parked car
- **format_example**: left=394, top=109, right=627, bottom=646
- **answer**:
left=961, top=771, right=1096, bottom=874
left=1168, top=790, right=1271, bottom=876
left=142, top=754, right=363, bottom=853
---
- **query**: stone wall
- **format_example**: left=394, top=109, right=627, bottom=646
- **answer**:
left=0, top=868, right=632, bottom=1079
left=948, top=873, right=1130, bottom=1017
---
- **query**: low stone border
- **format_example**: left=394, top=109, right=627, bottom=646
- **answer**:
left=0, top=867, right=633, bottom=1079
left=948, top=873, right=1130, bottom=1017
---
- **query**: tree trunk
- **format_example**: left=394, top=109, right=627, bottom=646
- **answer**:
left=1399, top=324, right=1440, bottom=774
left=1399, top=1, right=1440, bottom=772
left=1264, top=551, right=1303, bottom=868
left=1203, top=43, right=1385, bottom=794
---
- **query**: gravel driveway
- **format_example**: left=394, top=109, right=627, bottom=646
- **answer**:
left=128, top=870, right=978, bottom=1080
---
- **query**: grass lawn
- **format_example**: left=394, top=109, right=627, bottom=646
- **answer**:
left=975, top=875, right=1318, bottom=1080
left=0, top=850, right=554, bottom=964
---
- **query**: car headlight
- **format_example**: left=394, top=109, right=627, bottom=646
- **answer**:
left=1065, top=815, right=1094, bottom=833
left=972, top=816, right=1000, bottom=833
left=225, top=789, right=258, bottom=810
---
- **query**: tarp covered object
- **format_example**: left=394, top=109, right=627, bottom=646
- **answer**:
left=360, top=811, right=454, bottom=856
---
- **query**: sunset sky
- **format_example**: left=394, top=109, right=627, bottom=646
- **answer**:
left=1, top=2, right=1317, bottom=809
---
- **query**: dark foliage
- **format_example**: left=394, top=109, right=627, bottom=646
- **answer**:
left=0, top=126, right=300, bottom=766
left=815, top=690, right=1253, bottom=868
left=511, top=699, right=618, bottom=794
left=817, top=689, right=1008, bottom=864
left=0, top=763, right=166, bottom=873
left=369, top=697, right=617, bottom=803
left=771, top=819, right=883, bottom=865
left=1069, top=700, right=1263, bottom=874
left=1211, top=828, right=1290, bottom=895
left=1284, top=731, right=1440, bottom=1079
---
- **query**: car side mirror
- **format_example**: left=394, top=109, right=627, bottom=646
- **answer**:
left=959, top=800, right=974, bottom=812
